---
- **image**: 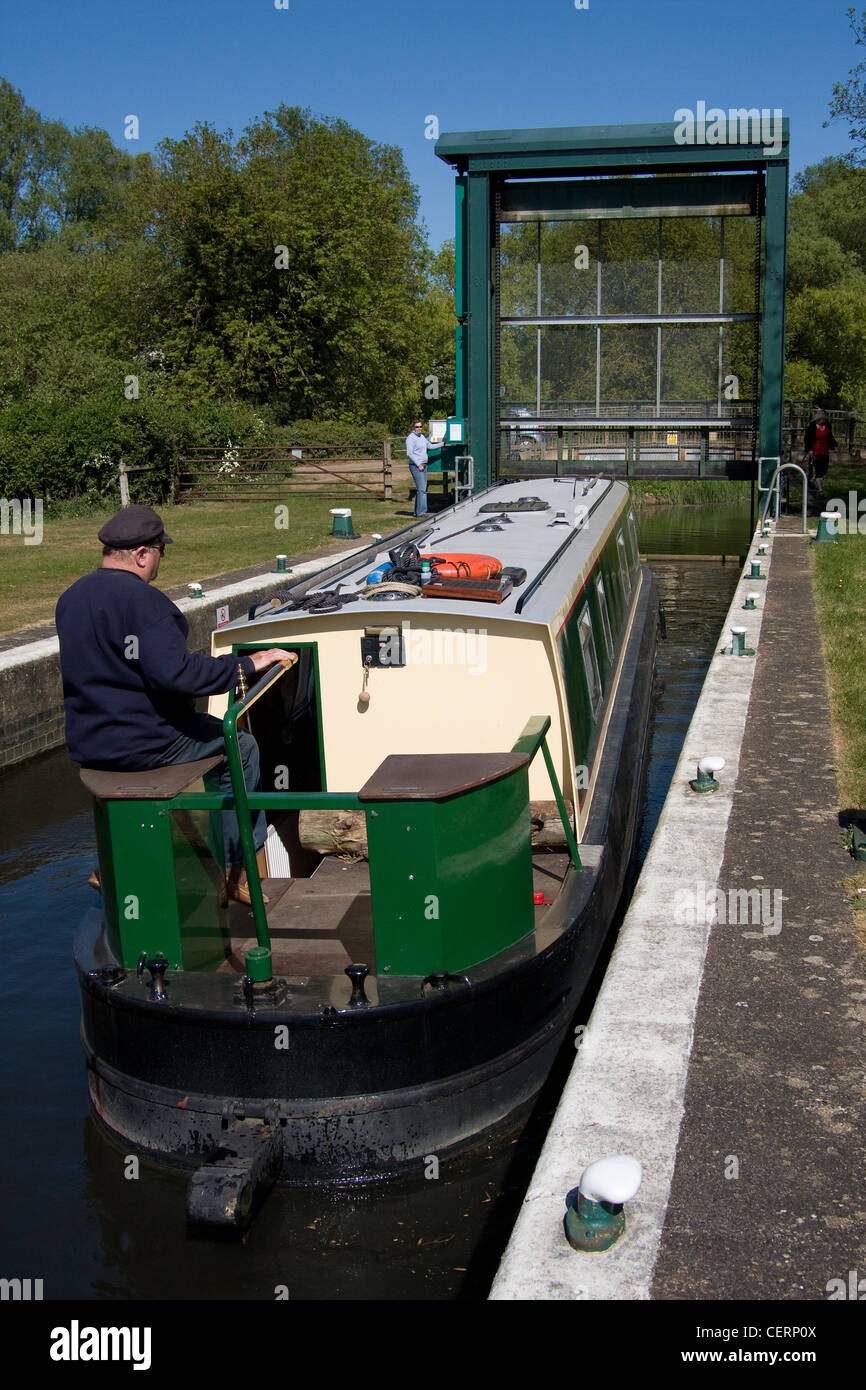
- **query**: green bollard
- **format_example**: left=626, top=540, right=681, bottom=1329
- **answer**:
left=564, top=1156, right=642, bottom=1252
left=245, top=945, right=273, bottom=983
left=690, top=755, right=726, bottom=793
left=812, top=511, right=840, bottom=545
left=330, top=508, right=358, bottom=539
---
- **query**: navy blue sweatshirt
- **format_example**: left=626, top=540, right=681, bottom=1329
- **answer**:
left=55, top=568, right=255, bottom=767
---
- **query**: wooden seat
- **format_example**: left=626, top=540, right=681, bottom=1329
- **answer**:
left=359, top=751, right=529, bottom=801
left=79, top=756, right=224, bottom=800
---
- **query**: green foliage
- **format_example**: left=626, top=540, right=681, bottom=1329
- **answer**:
left=784, top=358, right=830, bottom=402
left=265, top=417, right=392, bottom=455
left=0, top=395, right=264, bottom=501
left=786, top=158, right=866, bottom=407
left=411, top=238, right=456, bottom=418
left=0, top=85, right=455, bottom=498
left=0, top=79, right=140, bottom=250
left=787, top=284, right=866, bottom=409
left=142, top=107, right=431, bottom=421
left=828, top=8, right=866, bottom=157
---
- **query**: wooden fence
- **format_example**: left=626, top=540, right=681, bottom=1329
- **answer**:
left=174, top=443, right=406, bottom=502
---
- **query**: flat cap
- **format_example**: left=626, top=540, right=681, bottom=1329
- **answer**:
left=97, top=506, right=173, bottom=548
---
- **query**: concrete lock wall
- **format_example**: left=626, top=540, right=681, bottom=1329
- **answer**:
left=0, top=641, right=66, bottom=769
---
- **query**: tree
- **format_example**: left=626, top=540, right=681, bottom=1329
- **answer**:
left=785, top=157, right=866, bottom=409
left=0, top=78, right=140, bottom=249
left=145, top=107, right=431, bottom=422
left=786, top=284, right=866, bottom=409
left=828, top=8, right=866, bottom=156
left=412, top=238, right=456, bottom=418
left=0, top=79, right=42, bottom=250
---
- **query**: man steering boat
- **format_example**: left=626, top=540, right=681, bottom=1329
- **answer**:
left=55, top=505, right=293, bottom=902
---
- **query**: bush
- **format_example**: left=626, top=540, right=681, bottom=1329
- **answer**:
left=0, top=395, right=268, bottom=503
left=266, top=417, right=392, bottom=457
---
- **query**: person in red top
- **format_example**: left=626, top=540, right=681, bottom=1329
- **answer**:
left=804, top=409, right=838, bottom=500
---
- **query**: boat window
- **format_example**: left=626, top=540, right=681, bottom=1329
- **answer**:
left=578, top=604, right=603, bottom=718
left=595, top=573, right=614, bottom=662
left=627, top=510, right=640, bottom=573
left=617, top=531, right=632, bottom=602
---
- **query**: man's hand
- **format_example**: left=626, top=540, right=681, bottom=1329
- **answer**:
left=247, top=648, right=297, bottom=673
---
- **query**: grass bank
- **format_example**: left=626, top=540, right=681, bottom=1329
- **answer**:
left=629, top=479, right=751, bottom=507
left=0, top=491, right=417, bottom=634
left=812, top=524, right=866, bottom=949
left=811, top=530, right=866, bottom=812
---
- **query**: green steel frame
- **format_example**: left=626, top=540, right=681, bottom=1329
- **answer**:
left=436, top=121, right=789, bottom=490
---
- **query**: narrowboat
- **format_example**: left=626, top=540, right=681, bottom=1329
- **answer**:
left=73, top=475, right=658, bottom=1230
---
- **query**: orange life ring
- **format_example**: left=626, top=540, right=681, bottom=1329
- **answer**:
left=426, top=552, right=502, bottom=580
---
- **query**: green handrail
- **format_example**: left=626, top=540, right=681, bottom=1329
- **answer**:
left=222, top=667, right=281, bottom=962
left=511, top=715, right=582, bottom=871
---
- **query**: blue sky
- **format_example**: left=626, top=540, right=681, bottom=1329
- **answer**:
left=0, top=0, right=859, bottom=248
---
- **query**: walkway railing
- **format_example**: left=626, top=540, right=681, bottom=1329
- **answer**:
left=759, top=462, right=809, bottom=533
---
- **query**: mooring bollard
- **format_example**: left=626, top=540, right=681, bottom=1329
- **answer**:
left=812, top=511, right=840, bottom=545
left=721, top=625, right=754, bottom=657
left=689, top=755, right=726, bottom=793
left=330, top=508, right=358, bottom=539
left=564, top=1155, right=643, bottom=1252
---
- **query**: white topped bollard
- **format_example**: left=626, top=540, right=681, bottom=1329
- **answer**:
left=812, top=511, right=840, bottom=545
left=330, top=507, right=358, bottom=539
left=690, top=755, right=726, bottom=793
left=564, top=1155, right=643, bottom=1251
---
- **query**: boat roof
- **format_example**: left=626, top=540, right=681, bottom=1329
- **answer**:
left=229, top=476, right=631, bottom=634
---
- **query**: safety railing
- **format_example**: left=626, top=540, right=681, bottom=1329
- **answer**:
left=759, top=461, right=808, bottom=533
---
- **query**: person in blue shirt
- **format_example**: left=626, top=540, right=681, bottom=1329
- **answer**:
left=55, top=505, right=293, bottom=902
left=404, top=419, right=432, bottom=517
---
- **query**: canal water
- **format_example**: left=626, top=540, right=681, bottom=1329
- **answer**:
left=0, top=504, right=750, bottom=1301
